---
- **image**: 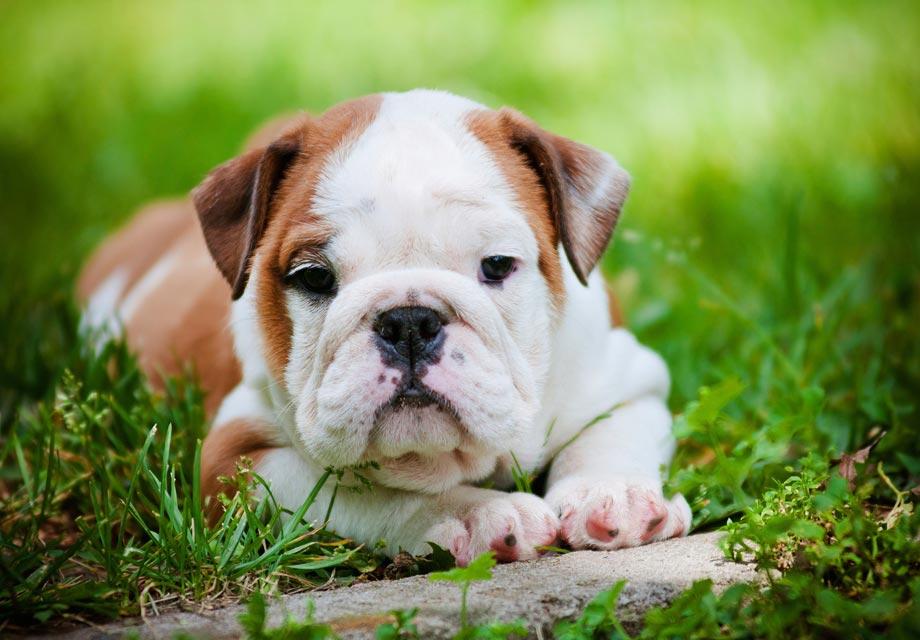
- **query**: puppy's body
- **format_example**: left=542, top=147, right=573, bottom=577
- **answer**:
left=80, top=90, right=690, bottom=564
left=78, top=200, right=240, bottom=416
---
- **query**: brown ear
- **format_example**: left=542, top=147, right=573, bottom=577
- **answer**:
left=500, top=109, right=630, bottom=285
left=192, top=130, right=302, bottom=299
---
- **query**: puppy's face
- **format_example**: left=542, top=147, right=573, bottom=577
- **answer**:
left=194, top=91, right=629, bottom=493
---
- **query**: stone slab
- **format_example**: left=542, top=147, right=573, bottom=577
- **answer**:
left=30, top=532, right=757, bottom=639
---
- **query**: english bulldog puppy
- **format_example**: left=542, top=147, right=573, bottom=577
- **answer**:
left=78, top=90, right=691, bottom=566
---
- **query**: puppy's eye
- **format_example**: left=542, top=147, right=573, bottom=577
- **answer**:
left=480, top=255, right=516, bottom=283
left=287, top=265, right=337, bottom=295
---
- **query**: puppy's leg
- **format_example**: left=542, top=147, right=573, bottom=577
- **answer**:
left=544, top=332, right=691, bottom=550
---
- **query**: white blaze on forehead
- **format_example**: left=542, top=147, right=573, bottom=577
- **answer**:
left=311, top=90, right=535, bottom=273
left=315, top=90, right=502, bottom=203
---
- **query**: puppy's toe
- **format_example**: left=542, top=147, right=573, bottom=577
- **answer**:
left=424, top=517, right=473, bottom=565
left=640, top=500, right=669, bottom=541
left=658, top=493, right=692, bottom=540
left=584, top=497, right=620, bottom=543
left=507, top=492, right=561, bottom=552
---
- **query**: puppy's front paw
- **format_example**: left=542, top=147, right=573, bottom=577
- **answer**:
left=545, top=476, right=691, bottom=550
left=425, top=493, right=560, bottom=566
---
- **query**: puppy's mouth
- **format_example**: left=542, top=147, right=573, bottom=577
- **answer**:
left=375, top=378, right=461, bottom=423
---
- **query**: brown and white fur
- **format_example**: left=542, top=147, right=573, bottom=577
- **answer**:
left=78, top=90, right=690, bottom=566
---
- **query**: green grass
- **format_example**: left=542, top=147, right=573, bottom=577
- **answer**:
left=1, top=0, right=919, bottom=635
left=1, top=337, right=382, bottom=624
left=548, top=454, right=920, bottom=638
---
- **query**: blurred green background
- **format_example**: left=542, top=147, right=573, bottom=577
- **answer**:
left=1, top=0, right=918, bottom=451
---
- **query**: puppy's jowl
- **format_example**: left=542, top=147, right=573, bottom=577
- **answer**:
left=79, top=90, right=690, bottom=566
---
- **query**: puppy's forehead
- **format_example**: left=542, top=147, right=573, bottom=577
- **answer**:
left=313, top=90, right=518, bottom=232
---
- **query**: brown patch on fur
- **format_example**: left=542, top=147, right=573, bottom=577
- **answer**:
left=465, top=110, right=567, bottom=311
left=77, top=199, right=197, bottom=301
left=78, top=200, right=240, bottom=415
left=200, top=419, right=280, bottom=524
left=121, top=226, right=240, bottom=416
left=253, top=94, right=383, bottom=379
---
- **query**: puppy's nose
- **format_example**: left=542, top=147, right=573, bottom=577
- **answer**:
left=374, top=306, right=445, bottom=369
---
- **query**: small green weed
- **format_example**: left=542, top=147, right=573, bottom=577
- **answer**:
left=430, top=551, right=499, bottom=631
left=508, top=451, right=536, bottom=494
left=428, top=551, right=528, bottom=639
left=375, top=608, right=419, bottom=640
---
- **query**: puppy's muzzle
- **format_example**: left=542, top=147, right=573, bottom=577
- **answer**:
left=373, top=305, right=445, bottom=373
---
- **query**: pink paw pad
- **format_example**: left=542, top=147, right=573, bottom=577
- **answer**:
left=490, top=532, right=520, bottom=563
left=585, top=499, right=620, bottom=542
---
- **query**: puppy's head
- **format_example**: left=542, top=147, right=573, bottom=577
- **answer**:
left=193, top=90, right=629, bottom=492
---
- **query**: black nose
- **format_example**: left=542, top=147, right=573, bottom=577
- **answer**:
left=374, top=306, right=445, bottom=370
